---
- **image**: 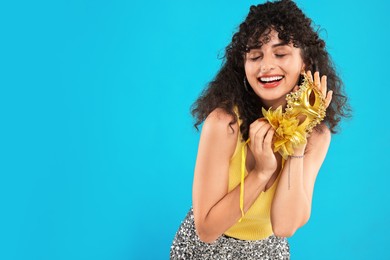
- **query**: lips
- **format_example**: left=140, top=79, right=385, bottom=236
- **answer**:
left=257, top=75, right=284, bottom=88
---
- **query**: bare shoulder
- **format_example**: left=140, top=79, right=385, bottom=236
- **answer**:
left=203, top=107, right=239, bottom=136
left=201, top=107, right=239, bottom=158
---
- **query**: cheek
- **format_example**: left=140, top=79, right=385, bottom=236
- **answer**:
left=244, top=62, right=257, bottom=76
left=283, top=59, right=303, bottom=75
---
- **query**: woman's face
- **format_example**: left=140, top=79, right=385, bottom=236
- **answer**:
left=244, top=29, right=305, bottom=109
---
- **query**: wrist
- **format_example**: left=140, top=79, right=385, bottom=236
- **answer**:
left=293, top=145, right=306, bottom=156
left=290, top=154, right=304, bottom=158
left=250, top=168, right=270, bottom=180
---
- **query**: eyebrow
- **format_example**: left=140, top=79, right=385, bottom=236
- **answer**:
left=248, top=42, right=290, bottom=52
left=272, top=42, right=289, bottom=48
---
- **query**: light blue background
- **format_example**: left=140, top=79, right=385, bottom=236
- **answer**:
left=0, top=0, right=388, bottom=259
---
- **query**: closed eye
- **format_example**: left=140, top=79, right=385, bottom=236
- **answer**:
left=249, top=56, right=261, bottom=61
left=275, top=54, right=286, bottom=58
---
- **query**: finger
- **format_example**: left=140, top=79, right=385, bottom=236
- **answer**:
left=307, top=70, right=313, bottom=82
left=249, top=120, right=269, bottom=149
left=293, top=85, right=299, bottom=92
left=314, top=71, right=320, bottom=86
left=253, top=122, right=271, bottom=142
left=254, top=124, right=272, bottom=152
left=321, top=75, right=327, bottom=97
left=249, top=118, right=265, bottom=130
left=249, top=119, right=268, bottom=137
left=314, top=71, right=324, bottom=94
left=263, top=127, right=275, bottom=152
left=325, top=90, right=333, bottom=108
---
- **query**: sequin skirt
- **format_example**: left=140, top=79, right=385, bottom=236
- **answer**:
left=170, top=208, right=290, bottom=260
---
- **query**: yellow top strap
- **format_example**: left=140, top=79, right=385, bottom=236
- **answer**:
left=239, top=138, right=250, bottom=222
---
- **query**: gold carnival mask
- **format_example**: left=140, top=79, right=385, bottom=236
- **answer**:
left=261, top=71, right=326, bottom=160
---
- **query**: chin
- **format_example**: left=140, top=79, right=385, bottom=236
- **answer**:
left=259, top=95, right=287, bottom=108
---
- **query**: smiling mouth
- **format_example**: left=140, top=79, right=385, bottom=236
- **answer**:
left=258, top=76, right=284, bottom=84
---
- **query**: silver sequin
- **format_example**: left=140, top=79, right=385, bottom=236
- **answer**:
left=170, top=208, right=290, bottom=260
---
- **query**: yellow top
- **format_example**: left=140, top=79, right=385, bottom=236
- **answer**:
left=223, top=107, right=286, bottom=240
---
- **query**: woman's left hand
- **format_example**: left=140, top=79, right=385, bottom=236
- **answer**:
left=308, top=70, right=333, bottom=108
left=291, top=70, right=333, bottom=155
left=293, top=71, right=333, bottom=108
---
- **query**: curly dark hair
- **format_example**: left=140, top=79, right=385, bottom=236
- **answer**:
left=190, top=0, right=352, bottom=141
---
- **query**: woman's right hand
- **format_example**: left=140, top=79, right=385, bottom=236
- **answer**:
left=248, top=118, right=278, bottom=179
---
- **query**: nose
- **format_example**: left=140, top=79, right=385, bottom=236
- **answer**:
left=260, top=56, right=275, bottom=73
left=261, top=65, right=274, bottom=73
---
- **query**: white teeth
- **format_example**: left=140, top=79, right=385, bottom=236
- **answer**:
left=260, top=76, right=283, bottom=82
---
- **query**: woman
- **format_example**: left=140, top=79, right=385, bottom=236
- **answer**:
left=170, top=0, right=351, bottom=259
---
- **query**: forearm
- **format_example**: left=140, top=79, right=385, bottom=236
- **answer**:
left=271, top=156, right=310, bottom=237
left=197, top=170, right=268, bottom=243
